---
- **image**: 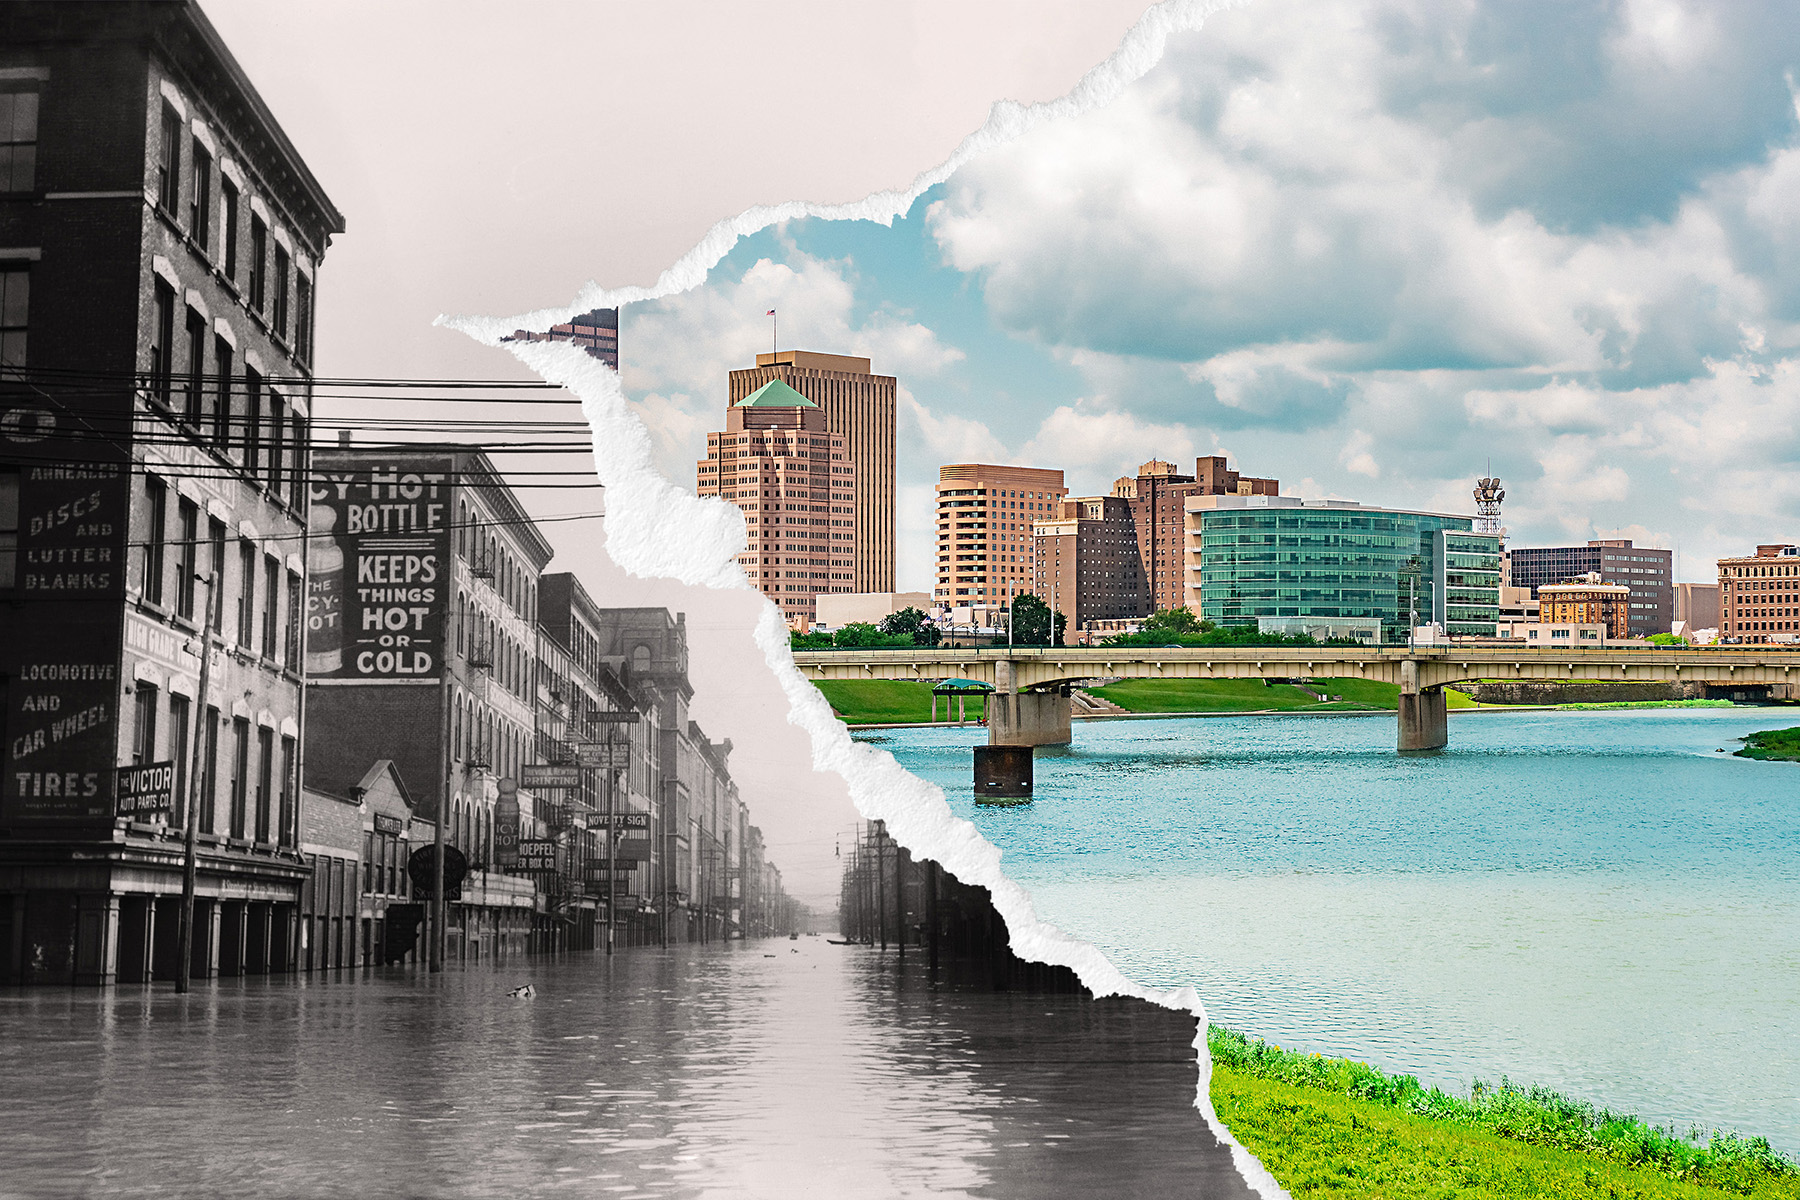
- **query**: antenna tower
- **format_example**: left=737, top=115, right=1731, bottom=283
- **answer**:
left=1473, top=472, right=1505, bottom=541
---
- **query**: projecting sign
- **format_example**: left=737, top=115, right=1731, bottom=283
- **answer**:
left=307, top=453, right=453, bottom=682
left=586, top=711, right=639, bottom=724
left=115, top=761, right=175, bottom=818
left=574, top=742, right=630, bottom=770
left=521, top=764, right=581, bottom=791
left=516, top=838, right=558, bottom=872
left=596, top=812, right=650, bottom=831
left=406, top=844, right=467, bottom=901
left=494, top=780, right=520, bottom=867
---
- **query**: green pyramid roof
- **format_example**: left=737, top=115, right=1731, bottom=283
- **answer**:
left=734, top=378, right=818, bottom=409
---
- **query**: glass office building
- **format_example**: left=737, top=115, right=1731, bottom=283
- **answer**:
left=1184, top=496, right=1500, bottom=642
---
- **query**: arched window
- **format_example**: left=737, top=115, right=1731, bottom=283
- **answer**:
left=632, top=644, right=651, bottom=674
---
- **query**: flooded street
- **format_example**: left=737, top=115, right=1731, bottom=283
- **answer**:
left=0, top=938, right=1253, bottom=1199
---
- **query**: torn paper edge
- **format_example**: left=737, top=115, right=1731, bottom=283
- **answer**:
left=440, top=1, right=1287, bottom=1195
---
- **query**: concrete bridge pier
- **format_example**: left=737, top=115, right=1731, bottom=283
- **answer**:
left=1397, top=659, right=1448, bottom=752
left=988, top=660, right=1073, bottom=748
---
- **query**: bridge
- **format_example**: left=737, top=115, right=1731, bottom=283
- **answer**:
left=792, top=645, right=1800, bottom=751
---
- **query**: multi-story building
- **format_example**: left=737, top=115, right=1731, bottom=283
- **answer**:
left=1674, top=582, right=1721, bottom=632
left=303, top=445, right=553, bottom=962
left=697, top=378, right=854, bottom=629
left=934, top=464, right=1067, bottom=608
left=504, top=307, right=618, bottom=370
left=296, top=758, right=425, bottom=972
left=1033, top=494, right=1146, bottom=633
left=1537, top=577, right=1631, bottom=640
left=1113, top=457, right=1279, bottom=612
left=1506, top=540, right=1672, bottom=638
left=1718, top=544, right=1800, bottom=643
left=1184, top=495, right=1500, bottom=642
left=728, top=351, right=894, bottom=593
left=0, top=1, right=343, bottom=985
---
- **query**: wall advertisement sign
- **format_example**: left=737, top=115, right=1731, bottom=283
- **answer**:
left=115, top=761, right=175, bottom=818
left=307, top=454, right=453, bottom=682
left=3, top=650, right=120, bottom=824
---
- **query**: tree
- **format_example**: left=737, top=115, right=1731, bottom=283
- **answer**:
left=832, top=622, right=890, bottom=648
left=1143, top=606, right=1204, bottom=636
left=1010, top=593, right=1061, bottom=646
left=879, top=607, right=940, bottom=647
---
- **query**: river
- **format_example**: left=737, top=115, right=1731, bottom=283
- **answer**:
left=0, top=938, right=1253, bottom=1199
left=861, top=707, right=1800, bottom=1152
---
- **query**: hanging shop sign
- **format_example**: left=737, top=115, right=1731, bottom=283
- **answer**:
left=521, top=764, right=581, bottom=791
left=516, top=838, right=558, bottom=872
left=494, top=780, right=520, bottom=867
left=574, top=742, right=630, bottom=770
left=406, top=844, right=467, bottom=901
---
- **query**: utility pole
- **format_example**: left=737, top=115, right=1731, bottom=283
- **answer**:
left=432, top=653, right=452, bottom=973
left=175, top=569, right=218, bottom=995
left=605, top=730, right=617, bottom=957
left=874, top=821, right=887, bottom=951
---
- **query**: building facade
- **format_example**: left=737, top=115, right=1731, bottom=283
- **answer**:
left=1674, top=582, right=1721, bottom=631
left=0, top=1, right=342, bottom=985
left=1183, top=496, right=1500, bottom=642
left=728, top=351, right=894, bottom=594
left=697, top=378, right=854, bottom=629
left=1032, top=493, right=1146, bottom=633
left=934, top=463, right=1066, bottom=608
left=1718, top=544, right=1800, bottom=643
left=1537, top=577, right=1631, bottom=640
left=1112, top=457, right=1279, bottom=612
left=504, top=307, right=618, bottom=370
left=1506, top=540, right=1672, bottom=638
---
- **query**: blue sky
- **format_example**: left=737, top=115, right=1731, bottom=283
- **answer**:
left=624, top=0, right=1800, bottom=593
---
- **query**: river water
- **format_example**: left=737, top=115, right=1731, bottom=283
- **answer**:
left=0, top=938, right=1254, bottom=1199
left=862, top=708, right=1800, bottom=1152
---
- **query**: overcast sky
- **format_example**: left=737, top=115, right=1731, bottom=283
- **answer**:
left=204, top=0, right=1152, bottom=905
left=624, top=0, right=1800, bottom=593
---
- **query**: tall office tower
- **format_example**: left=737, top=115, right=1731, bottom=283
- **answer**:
left=1111, top=457, right=1279, bottom=611
left=504, top=307, right=619, bottom=370
left=729, top=351, right=894, bottom=593
left=1033, top=494, right=1147, bottom=633
left=697, top=379, right=855, bottom=628
left=1506, top=540, right=1673, bottom=638
left=934, top=464, right=1067, bottom=608
left=0, top=2, right=342, bottom=986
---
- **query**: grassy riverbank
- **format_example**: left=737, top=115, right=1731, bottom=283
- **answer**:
left=813, top=680, right=986, bottom=725
left=1089, top=677, right=1479, bottom=713
left=1737, top=727, right=1800, bottom=761
left=1209, top=1027, right=1800, bottom=1199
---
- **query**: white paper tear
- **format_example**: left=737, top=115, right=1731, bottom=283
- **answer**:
left=441, top=2, right=1288, bottom=1194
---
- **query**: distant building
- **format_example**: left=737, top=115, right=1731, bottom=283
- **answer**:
left=1497, top=622, right=1609, bottom=646
left=1717, top=544, right=1800, bottom=643
left=1033, top=494, right=1146, bottom=634
left=935, top=464, right=1067, bottom=608
left=1506, top=540, right=1672, bottom=638
left=0, top=1, right=342, bottom=985
left=505, top=307, right=619, bottom=370
left=696, top=378, right=854, bottom=629
left=730, top=351, right=895, bottom=594
left=1537, top=576, right=1631, bottom=640
left=1674, top=582, right=1720, bottom=631
left=1113, top=457, right=1279, bottom=612
left=814, top=591, right=932, bottom=628
left=1183, top=495, right=1499, bottom=642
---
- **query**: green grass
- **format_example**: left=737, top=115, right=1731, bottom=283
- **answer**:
left=1209, top=1028, right=1799, bottom=1199
left=813, top=680, right=987, bottom=725
left=1089, top=677, right=1477, bottom=713
left=1737, top=727, right=1800, bottom=762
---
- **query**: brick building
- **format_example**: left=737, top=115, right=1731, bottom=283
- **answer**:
left=1506, top=540, right=1672, bottom=638
left=504, top=307, right=618, bottom=370
left=1718, top=544, right=1800, bottom=643
left=0, top=0, right=342, bottom=985
left=1112, top=457, right=1278, bottom=611
left=934, top=463, right=1066, bottom=608
left=1537, top=577, right=1631, bottom=640
left=1033, top=494, right=1146, bottom=633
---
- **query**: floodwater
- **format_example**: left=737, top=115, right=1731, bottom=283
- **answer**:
left=0, top=939, right=1255, bottom=1199
left=867, top=708, right=1800, bottom=1152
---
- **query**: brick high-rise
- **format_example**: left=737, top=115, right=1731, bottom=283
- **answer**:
left=934, top=464, right=1066, bottom=607
left=1112, top=457, right=1279, bottom=611
left=728, top=351, right=893, bottom=594
left=1718, top=544, right=1799, bottom=643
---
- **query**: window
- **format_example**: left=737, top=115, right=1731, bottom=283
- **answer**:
left=0, top=86, right=38, bottom=192
left=0, top=467, right=17, bottom=588
left=157, top=105, right=182, bottom=213
left=206, top=517, right=226, bottom=629
left=200, top=706, right=219, bottom=834
left=243, top=366, right=262, bottom=474
left=262, top=556, right=279, bottom=658
left=295, top=273, right=313, bottom=365
left=212, top=336, right=233, bottom=447
left=275, top=735, right=296, bottom=848
left=184, top=306, right=205, bottom=424
left=221, top=177, right=239, bottom=280
left=0, top=267, right=25, bottom=373
left=285, top=570, right=302, bottom=671
left=272, top=244, right=290, bottom=339
left=169, top=694, right=190, bottom=827
left=175, top=497, right=198, bottom=619
left=362, top=831, right=375, bottom=894
left=249, top=215, right=267, bottom=312
left=255, top=725, right=273, bottom=842
left=189, top=145, right=212, bottom=251
left=229, top=716, right=249, bottom=838
left=288, top=410, right=306, bottom=511
left=267, top=393, right=285, bottom=494
left=149, top=279, right=175, bottom=404
left=237, top=539, right=256, bottom=649
left=142, top=475, right=167, bottom=605
left=132, top=684, right=158, bottom=766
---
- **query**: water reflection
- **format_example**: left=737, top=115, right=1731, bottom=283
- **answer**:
left=0, top=941, right=1252, bottom=1198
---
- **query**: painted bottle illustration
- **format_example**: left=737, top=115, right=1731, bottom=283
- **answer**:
left=306, top=503, right=346, bottom=675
